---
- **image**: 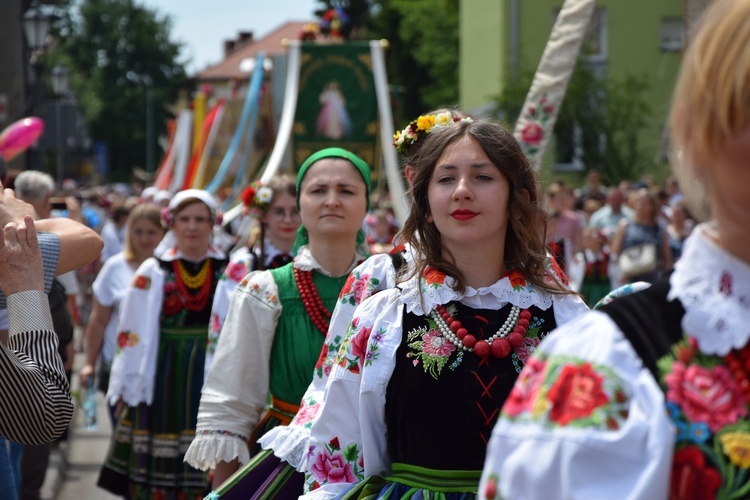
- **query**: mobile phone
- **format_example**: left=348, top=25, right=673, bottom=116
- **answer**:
left=50, top=197, right=67, bottom=211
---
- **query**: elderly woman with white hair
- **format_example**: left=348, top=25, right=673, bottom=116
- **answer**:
left=98, top=189, right=227, bottom=499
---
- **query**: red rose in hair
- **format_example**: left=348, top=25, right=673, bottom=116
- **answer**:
left=547, top=362, right=609, bottom=425
left=241, top=186, right=256, bottom=207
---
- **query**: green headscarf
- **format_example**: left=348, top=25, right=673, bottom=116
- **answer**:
left=293, top=147, right=372, bottom=256
left=295, top=147, right=372, bottom=211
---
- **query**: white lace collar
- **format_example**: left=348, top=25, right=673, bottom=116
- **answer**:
left=399, top=268, right=555, bottom=316
left=293, top=245, right=366, bottom=278
left=669, top=223, right=750, bottom=355
left=158, top=243, right=225, bottom=263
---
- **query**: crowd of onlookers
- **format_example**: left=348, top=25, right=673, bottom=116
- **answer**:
left=544, top=169, right=694, bottom=305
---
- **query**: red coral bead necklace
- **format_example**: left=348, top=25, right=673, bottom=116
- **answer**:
left=430, top=303, right=531, bottom=359
left=172, top=260, right=213, bottom=311
left=294, top=267, right=332, bottom=335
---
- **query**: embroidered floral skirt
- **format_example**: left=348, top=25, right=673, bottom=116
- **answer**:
left=335, top=463, right=480, bottom=500
left=97, top=326, right=210, bottom=499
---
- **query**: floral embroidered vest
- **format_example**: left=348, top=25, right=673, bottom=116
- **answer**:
left=600, top=281, right=750, bottom=499
left=385, top=302, right=557, bottom=471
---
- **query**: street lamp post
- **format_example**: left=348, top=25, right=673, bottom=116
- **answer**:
left=51, top=64, right=69, bottom=190
left=22, top=2, right=54, bottom=170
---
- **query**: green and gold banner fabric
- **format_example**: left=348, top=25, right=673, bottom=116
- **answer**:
left=293, top=43, right=378, bottom=170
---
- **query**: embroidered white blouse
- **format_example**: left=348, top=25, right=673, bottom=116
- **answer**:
left=479, top=223, right=750, bottom=500
left=105, top=244, right=225, bottom=407
left=204, top=241, right=289, bottom=379
left=258, top=250, right=407, bottom=471
left=300, top=270, right=589, bottom=499
left=184, top=246, right=363, bottom=471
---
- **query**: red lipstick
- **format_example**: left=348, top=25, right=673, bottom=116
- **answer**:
left=450, top=209, right=478, bottom=221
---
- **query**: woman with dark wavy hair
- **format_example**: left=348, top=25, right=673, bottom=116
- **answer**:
left=300, top=118, right=588, bottom=499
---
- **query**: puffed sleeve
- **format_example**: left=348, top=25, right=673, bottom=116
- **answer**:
left=479, top=310, right=674, bottom=500
left=204, top=248, right=257, bottom=380
left=106, top=257, right=165, bottom=406
left=184, top=270, right=282, bottom=470
left=259, top=253, right=397, bottom=470
left=301, top=289, right=403, bottom=499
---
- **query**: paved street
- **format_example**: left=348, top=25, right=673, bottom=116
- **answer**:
left=46, top=352, right=120, bottom=500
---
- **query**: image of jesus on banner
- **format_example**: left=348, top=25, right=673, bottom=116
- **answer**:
left=316, top=80, right=353, bottom=140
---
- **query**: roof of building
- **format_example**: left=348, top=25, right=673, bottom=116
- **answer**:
left=195, top=21, right=312, bottom=81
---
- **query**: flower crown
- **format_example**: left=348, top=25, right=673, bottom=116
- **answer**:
left=393, top=112, right=473, bottom=155
left=241, top=181, right=274, bottom=217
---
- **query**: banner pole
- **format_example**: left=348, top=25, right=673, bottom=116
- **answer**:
left=370, top=40, right=409, bottom=225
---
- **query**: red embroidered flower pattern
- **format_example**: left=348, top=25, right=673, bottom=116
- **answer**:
left=720, top=271, right=733, bottom=296
left=503, top=356, right=547, bottom=417
left=548, top=256, right=569, bottom=286
left=339, top=274, right=355, bottom=298
left=226, top=261, right=247, bottom=282
left=117, top=331, right=129, bottom=348
left=292, top=402, right=321, bottom=426
left=423, top=266, right=446, bottom=285
left=314, top=344, right=329, bottom=370
left=350, top=275, right=371, bottom=304
left=350, top=325, right=373, bottom=360
left=163, top=293, right=183, bottom=316
left=547, top=362, right=609, bottom=425
left=133, top=275, right=150, bottom=290
left=520, top=123, right=543, bottom=145
left=310, top=450, right=357, bottom=484
left=670, top=447, right=722, bottom=500
left=507, top=270, right=527, bottom=290
left=665, top=361, right=747, bottom=432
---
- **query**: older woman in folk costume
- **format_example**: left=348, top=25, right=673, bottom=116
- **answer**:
left=98, top=189, right=228, bottom=499
left=479, top=1, right=750, bottom=498
left=299, top=119, right=588, bottom=499
left=184, top=148, right=372, bottom=493
left=204, top=174, right=300, bottom=377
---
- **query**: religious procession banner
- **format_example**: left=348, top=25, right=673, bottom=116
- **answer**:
left=514, top=0, right=596, bottom=169
left=293, top=42, right=378, bottom=171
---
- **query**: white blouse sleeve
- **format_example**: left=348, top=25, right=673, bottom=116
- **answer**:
left=301, top=289, right=403, bottom=499
left=259, top=253, right=397, bottom=471
left=204, top=249, right=257, bottom=381
left=106, top=258, right=165, bottom=406
left=184, top=270, right=281, bottom=470
left=551, top=291, right=590, bottom=327
left=479, top=310, right=674, bottom=500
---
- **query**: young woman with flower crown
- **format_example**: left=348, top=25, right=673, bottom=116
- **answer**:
left=204, top=174, right=300, bottom=377
left=184, top=148, right=372, bottom=494
left=300, top=119, right=588, bottom=499
left=98, top=189, right=228, bottom=499
left=479, top=2, right=750, bottom=498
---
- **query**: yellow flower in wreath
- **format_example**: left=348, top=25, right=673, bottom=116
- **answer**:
left=720, top=432, right=750, bottom=468
left=416, top=115, right=435, bottom=131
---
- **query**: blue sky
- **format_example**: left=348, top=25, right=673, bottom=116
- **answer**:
left=140, top=0, right=317, bottom=73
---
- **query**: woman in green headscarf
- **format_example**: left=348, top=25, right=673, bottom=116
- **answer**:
left=185, top=148, right=371, bottom=492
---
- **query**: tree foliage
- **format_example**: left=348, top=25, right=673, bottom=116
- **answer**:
left=52, top=0, right=189, bottom=180
left=495, top=64, right=654, bottom=184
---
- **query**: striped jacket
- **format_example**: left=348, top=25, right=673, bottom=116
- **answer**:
left=1, top=291, right=74, bottom=444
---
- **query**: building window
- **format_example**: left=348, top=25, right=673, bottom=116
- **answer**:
left=660, top=17, right=684, bottom=52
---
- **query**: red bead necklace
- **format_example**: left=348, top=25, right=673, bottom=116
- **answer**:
left=294, top=267, right=332, bottom=335
left=172, top=260, right=213, bottom=311
left=724, top=345, right=750, bottom=404
left=431, top=303, right=531, bottom=359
